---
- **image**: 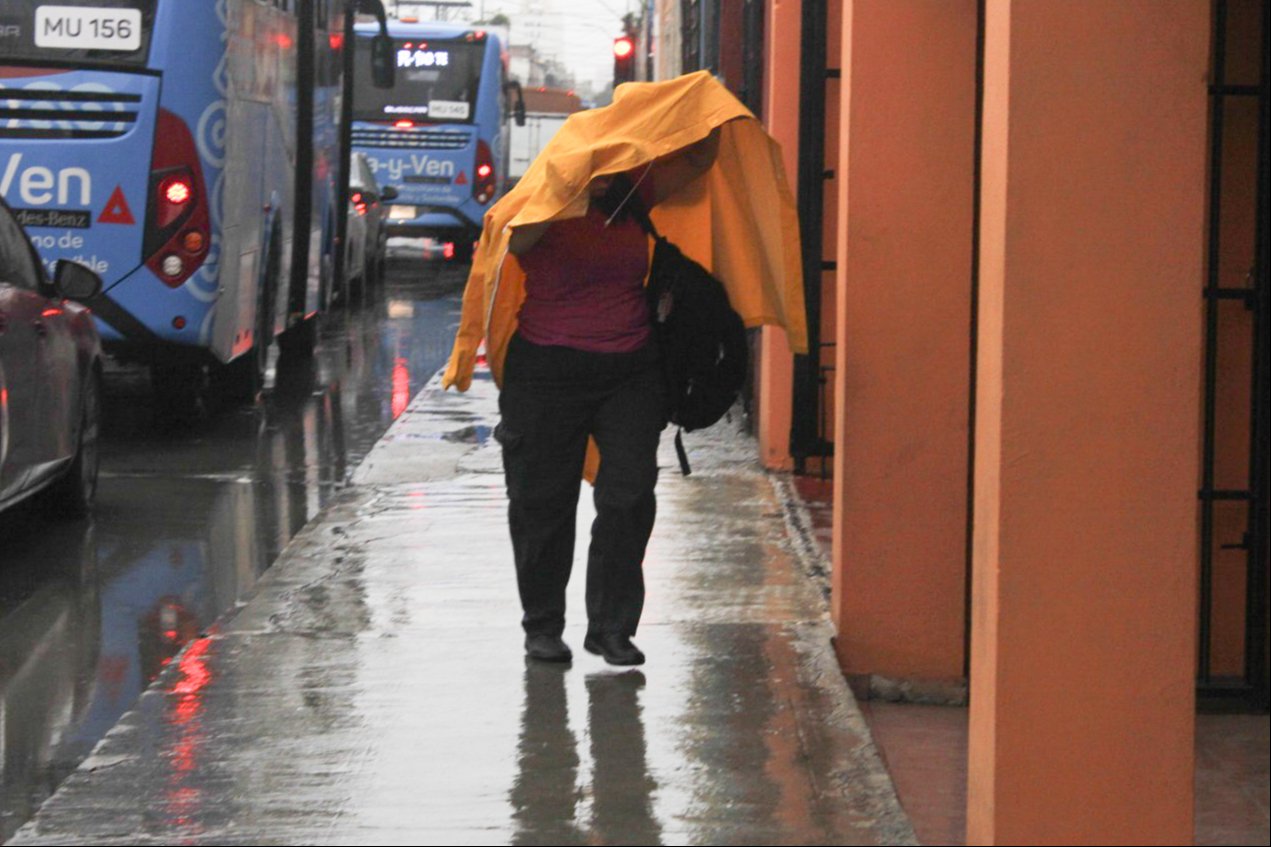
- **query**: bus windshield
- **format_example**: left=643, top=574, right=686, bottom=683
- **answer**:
left=0, top=0, right=157, bottom=68
left=354, top=37, right=484, bottom=124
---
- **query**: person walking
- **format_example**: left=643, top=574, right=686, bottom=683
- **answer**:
left=442, top=71, right=808, bottom=667
left=495, top=169, right=669, bottom=666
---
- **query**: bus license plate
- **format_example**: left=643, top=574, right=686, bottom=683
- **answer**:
left=388, top=205, right=418, bottom=221
left=428, top=101, right=470, bottom=121
left=35, top=6, right=142, bottom=52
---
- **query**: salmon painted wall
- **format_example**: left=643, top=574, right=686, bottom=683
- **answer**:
left=968, top=2, right=1209, bottom=843
left=830, top=0, right=977, bottom=680
left=758, top=0, right=800, bottom=471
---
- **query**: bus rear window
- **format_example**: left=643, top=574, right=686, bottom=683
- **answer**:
left=0, top=1, right=156, bottom=68
left=354, top=37, right=483, bottom=124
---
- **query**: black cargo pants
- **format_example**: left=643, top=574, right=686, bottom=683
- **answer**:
left=497, top=332, right=665, bottom=639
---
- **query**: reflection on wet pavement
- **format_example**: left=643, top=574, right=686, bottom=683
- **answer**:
left=512, top=664, right=586, bottom=845
left=10, top=369, right=914, bottom=846
left=585, top=671, right=661, bottom=846
left=0, top=263, right=468, bottom=843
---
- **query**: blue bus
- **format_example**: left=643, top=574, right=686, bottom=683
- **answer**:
left=351, top=20, right=524, bottom=259
left=0, top=0, right=392, bottom=404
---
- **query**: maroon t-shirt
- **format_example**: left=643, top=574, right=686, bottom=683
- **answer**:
left=515, top=202, right=652, bottom=354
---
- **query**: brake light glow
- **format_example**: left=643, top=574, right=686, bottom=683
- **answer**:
left=162, top=177, right=192, bottom=206
left=352, top=191, right=368, bottom=216
left=473, top=139, right=496, bottom=204
left=394, top=119, right=414, bottom=129
left=145, top=109, right=211, bottom=289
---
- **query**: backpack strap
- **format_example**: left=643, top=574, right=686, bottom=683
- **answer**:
left=622, top=172, right=689, bottom=475
left=674, top=427, right=692, bottom=476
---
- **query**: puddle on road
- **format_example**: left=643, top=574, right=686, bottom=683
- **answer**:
left=0, top=267, right=467, bottom=842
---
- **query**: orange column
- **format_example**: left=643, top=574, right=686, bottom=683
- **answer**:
left=831, top=0, right=977, bottom=681
left=757, top=0, right=801, bottom=471
left=968, top=2, right=1209, bottom=843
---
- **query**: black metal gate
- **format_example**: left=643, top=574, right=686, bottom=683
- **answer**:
left=680, top=0, right=720, bottom=75
left=789, top=0, right=835, bottom=475
left=739, top=0, right=765, bottom=119
left=1198, top=0, right=1269, bottom=713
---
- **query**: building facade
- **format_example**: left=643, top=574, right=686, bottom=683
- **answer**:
left=655, top=0, right=1269, bottom=843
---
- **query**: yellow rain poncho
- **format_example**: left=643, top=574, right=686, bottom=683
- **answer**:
left=442, top=70, right=807, bottom=393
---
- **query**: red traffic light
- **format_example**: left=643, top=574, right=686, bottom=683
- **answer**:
left=613, top=35, right=636, bottom=84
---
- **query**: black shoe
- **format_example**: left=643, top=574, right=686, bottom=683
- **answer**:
left=583, top=632, right=645, bottom=666
left=525, top=634, right=572, bottom=663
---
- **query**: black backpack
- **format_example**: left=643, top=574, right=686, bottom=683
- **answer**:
left=639, top=219, right=749, bottom=475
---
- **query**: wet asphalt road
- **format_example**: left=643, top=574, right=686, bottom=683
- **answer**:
left=0, top=259, right=468, bottom=843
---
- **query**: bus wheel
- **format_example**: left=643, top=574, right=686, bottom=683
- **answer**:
left=217, top=301, right=271, bottom=402
left=221, top=232, right=279, bottom=402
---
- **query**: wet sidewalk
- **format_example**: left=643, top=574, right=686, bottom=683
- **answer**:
left=10, top=367, right=915, bottom=846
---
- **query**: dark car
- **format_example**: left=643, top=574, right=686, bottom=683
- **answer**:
left=0, top=197, right=104, bottom=516
left=348, top=151, right=397, bottom=290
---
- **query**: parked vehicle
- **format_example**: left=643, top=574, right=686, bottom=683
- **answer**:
left=351, top=20, right=525, bottom=261
left=347, top=152, right=397, bottom=291
left=0, top=0, right=395, bottom=409
left=344, top=192, right=368, bottom=303
left=0, top=197, right=104, bottom=516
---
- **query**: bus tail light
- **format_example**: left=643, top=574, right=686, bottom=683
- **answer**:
left=144, top=109, right=210, bottom=288
left=351, top=191, right=368, bottom=216
left=473, top=139, right=496, bottom=205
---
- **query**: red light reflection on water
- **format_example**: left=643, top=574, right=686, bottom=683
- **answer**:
left=391, top=356, right=411, bottom=419
left=174, top=638, right=212, bottom=697
left=164, top=637, right=214, bottom=835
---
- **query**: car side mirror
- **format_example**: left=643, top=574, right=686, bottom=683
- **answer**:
left=371, top=33, right=395, bottom=89
left=381, top=185, right=399, bottom=201
left=54, top=260, right=103, bottom=301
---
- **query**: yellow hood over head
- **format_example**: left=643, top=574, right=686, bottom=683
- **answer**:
left=443, top=70, right=807, bottom=391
